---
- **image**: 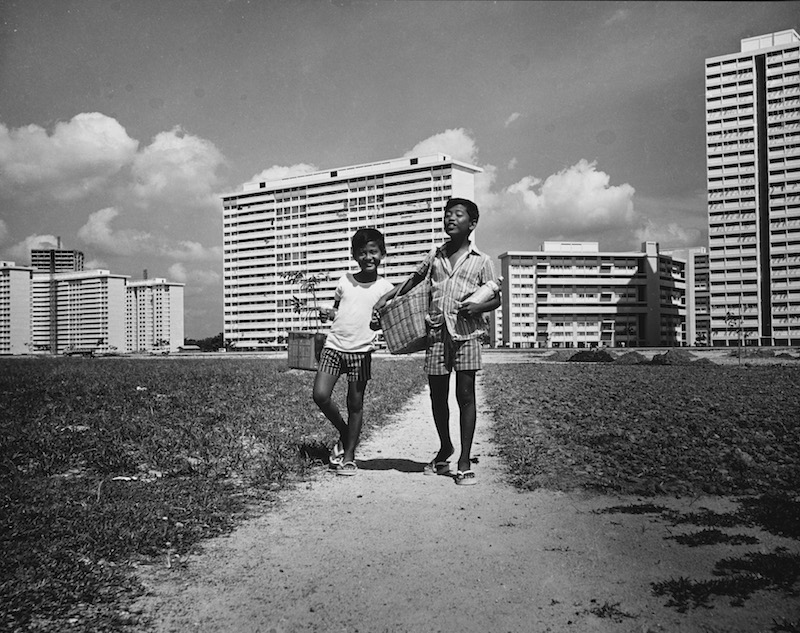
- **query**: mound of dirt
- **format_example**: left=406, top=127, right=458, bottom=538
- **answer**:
left=614, top=351, right=648, bottom=365
left=567, top=349, right=615, bottom=363
left=650, top=349, right=697, bottom=365
left=544, top=349, right=577, bottom=362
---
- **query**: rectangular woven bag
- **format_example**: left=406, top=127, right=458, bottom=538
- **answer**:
left=378, top=280, right=430, bottom=354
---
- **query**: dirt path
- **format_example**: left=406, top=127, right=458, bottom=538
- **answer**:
left=137, top=372, right=799, bottom=633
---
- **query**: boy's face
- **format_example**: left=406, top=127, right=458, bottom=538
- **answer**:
left=443, top=203, right=477, bottom=239
left=353, top=240, right=385, bottom=272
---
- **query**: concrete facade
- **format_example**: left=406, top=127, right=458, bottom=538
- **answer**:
left=499, top=242, right=687, bottom=348
left=0, top=262, right=33, bottom=355
left=220, top=154, right=481, bottom=348
left=706, top=29, right=800, bottom=346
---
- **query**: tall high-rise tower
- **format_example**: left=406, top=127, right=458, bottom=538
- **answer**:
left=705, top=29, right=800, bottom=346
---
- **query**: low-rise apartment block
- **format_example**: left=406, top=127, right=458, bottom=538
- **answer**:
left=499, top=241, right=687, bottom=348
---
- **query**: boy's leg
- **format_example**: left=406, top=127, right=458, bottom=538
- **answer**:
left=425, top=326, right=455, bottom=462
left=427, top=373, right=454, bottom=461
left=342, top=379, right=367, bottom=462
left=455, top=369, right=477, bottom=472
left=312, top=369, right=347, bottom=442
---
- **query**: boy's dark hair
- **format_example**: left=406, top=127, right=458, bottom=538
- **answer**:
left=445, top=197, right=479, bottom=221
left=352, top=227, right=386, bottom=254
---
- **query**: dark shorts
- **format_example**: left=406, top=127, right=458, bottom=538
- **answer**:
left=318, top=347, right=372, bottom=382
left=424, top=326, right=482, bottom=375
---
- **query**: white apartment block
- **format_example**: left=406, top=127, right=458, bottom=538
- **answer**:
left=0, top=262, right=33, bottom=355
left=2, top=259, right=185, bottom=355
left=499, top=242, right=686, bottom=349
left=126, top=279, right=185, bottom=353
left=220, top=154, right=481, bottom=348
left=666, top=247, right=711, bottom=346
left=31, top=270, right=129, bottom=354
left=706, top=29, right=800, bottom=346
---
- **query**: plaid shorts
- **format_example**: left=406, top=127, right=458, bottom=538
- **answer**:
left=425, top=326, right=482, bottom=375
left=318, top=347, right=372, bottom=382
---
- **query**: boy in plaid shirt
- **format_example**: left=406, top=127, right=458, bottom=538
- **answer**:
left=375, top=198, right=500, bottom=485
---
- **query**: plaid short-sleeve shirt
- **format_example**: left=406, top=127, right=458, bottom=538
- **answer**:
left=415, top=240, right=498, bottom=341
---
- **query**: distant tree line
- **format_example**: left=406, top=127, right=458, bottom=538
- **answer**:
left=183, top=332, right=224, bottom=352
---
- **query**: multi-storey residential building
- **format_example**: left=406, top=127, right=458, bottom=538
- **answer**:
left=705, top=29, right=800, bottom=346
left=31, top=270, right=128, bottom=354
left=499, top=242, right=686, bottom=348
left=2, top=250, right=185, bottom=354
left=220, top=154, right=481, bottom=348
left=31, top=245, right=84, bottom=273
left=127, top=278, right=185, bottom=353
left=0, top=261, right=33, bottom=355
left=666, top=247, right=711, bottom=346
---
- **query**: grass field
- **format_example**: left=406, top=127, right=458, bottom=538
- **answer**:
left=1, top=356, right=799, bottom=632
left=0, top=356, right=426, bottom=632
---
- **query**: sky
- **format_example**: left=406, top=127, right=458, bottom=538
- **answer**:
left=1, top=1, right=797, bottom=338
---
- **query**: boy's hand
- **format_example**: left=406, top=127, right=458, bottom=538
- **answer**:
left=457, top=300, right=482, bottom=317
left=373, top=297, right=388, bottom=312
left=369, top=309, right=381, bottom=331
left=319, top=307, right=336, bottom=323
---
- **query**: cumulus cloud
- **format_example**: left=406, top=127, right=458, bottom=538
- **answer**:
left=508, top=159, right=635, bottom=232
left=0, top=219, right=8, bottom=245
left=248, top=163, right=318, bottom=185
left=163, top=240, right=223, bottom=262
left=475, top=158, right=638, bottom=255
left=504, top=112, right=521, bottom=128
left=0, top=113, right=138, bottom=201
left=168, top=262, right=221, bottom=286
left=78, top=206, right=225, bottom=263
left=84, top=257, right=108, bottom=270
left=507, top=157, right=518, bottom=170
left=77, top=207, right=155, bottom=256
left=131, top=126, right=226, bottom=207
left=5, top=233, right=60, bottom=263
left=404, top=128, right=478, bottom=164
left=632, top=193, right=707, bottom=249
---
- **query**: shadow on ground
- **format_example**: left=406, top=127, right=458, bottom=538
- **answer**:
left=355, top=458, right=426, bottom=473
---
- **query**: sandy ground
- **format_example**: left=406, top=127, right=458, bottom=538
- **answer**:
left=135, top=354, right=800, bottom=633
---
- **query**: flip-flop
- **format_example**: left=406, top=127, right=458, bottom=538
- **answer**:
left=455, top=470, right=477, bottom=486
left=423, top=460, right=451, bottom=476
left=329, top=441, right=344, bottom=466
left=336, top=461, right=358, bottom=476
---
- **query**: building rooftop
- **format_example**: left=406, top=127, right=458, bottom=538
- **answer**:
left=224, top=153, right=482, bottom=197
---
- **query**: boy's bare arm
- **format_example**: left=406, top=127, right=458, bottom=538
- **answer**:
left=458, top=291, right=501, bottom=317
left=374, top=272, right=424, bottom=311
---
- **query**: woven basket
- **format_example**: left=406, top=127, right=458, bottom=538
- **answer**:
left=378, top=281, right=429, bottom=355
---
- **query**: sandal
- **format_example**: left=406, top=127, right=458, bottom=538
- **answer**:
left=455, top=470, right=477, bottom=486
left=329, top=441, right=344, bottom=466
left=423, top=460, right=451, bottom=476
left=336, top=461, right=358, bottom=476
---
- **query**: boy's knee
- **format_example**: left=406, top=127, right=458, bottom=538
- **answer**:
left=346, top=393, right=364, bottom=413
left=455, top=386, right=475, bottom=406
left=312, top=389, right=328, bottom=407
